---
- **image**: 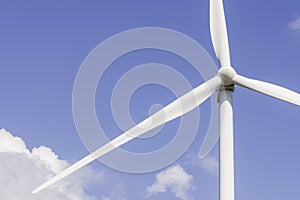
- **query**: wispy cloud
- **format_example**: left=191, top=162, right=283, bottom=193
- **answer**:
left=288, top=17, right=300, bottom=30
left=198, top=156, right=219, bottom=175
left=146, top=165, right=193, bottom=200
left=0, top=129, right=104, bottom=200
left=187, top=153, right=219, bottom=176
left=100, top=183, right=127, bottom=200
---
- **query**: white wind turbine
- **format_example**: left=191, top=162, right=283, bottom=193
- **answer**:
left=33, top=0, right=300, bottom=199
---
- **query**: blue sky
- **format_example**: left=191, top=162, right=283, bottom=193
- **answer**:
left=0, top=0, right=300, bottom=199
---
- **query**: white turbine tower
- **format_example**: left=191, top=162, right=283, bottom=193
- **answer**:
left=33, top=0, right=300, bottom=199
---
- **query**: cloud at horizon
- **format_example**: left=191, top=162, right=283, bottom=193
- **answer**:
left=146, top=165, right=193, bottom=200
left=0, top=129, right=104, bottom=200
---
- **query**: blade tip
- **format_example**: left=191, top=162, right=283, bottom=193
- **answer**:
left=32, top=185, right=45, bottom=194
left=32, top=189, right=38, bottom=194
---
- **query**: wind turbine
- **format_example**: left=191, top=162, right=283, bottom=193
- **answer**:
left=33, top=0, right=300, bottom=199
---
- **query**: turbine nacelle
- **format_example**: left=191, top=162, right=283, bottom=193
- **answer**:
left=218, top=66, right=236, bottom=86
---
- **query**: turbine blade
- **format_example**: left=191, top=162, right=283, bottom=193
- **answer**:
left=233, top=74, right=300, bottom=106
left=32, top=76, right=222, bottom=194
left=210, top=0, right=231, bottom=67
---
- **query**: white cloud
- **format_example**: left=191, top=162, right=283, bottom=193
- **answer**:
left=288, top=17, right=300, bottom=30
left=31, top=146, right=68, bottom=174
left=146, top=165, right=193, bottom=200
left=0, top=129, right=30, bottom=154
left=0, top=129, right=104, bottom=200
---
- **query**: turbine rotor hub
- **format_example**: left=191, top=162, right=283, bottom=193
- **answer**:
left=218, top=66, right=237, bottom=85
